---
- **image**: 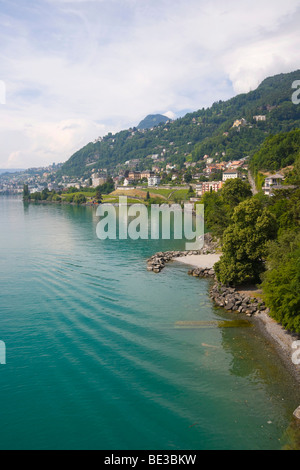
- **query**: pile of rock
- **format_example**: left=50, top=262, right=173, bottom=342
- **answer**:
left=147, top=233, right=219, bottom=273
left=188, top=267, right=216, bottom=278
left=147, top=250, right=202, bottom=273
left=210, top=283, right=268, bottom=317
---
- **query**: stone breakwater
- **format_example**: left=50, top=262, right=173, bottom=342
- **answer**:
left=147, top=250, right=204, bottom=273
left=187, top=267, right=216, bottom=278
left=147, top=233, right=219, bottom=273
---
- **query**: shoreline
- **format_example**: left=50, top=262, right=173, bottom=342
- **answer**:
left=172, top=253, right=300, bottom=386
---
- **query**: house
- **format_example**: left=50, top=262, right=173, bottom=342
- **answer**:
left=204, top=165, right=218, bottom=175
left=140, top=170, right=154, bottom=180
left=152, top=166, right=161, bottom=174
left=232, top=118, right=247, bottom=128
left=253, top=115, right=266, bottom=122
left=126, top=159, right=140, bottom=169
left=48, top=183, right=59, bottom=191
left=123, top=178, right=134, bottom=187
left=92, top=175, right=108, bottom=187
left=196, top=181, right=223, bottom=196
left=166, top=164, right=176, bottom=170
left=222, top=170, right=242, bottom=181
left=227, top=161, right=243, bottom=170
left=215, top=163, right=227, bottom=171
left=148, top=175, right=161, bottom=187
left=128, top=171, right=141, bottom=181
left=262, top=174, right=284, bottom=196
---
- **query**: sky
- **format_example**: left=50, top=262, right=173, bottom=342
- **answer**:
left=0, top=0, right=299, bottom=169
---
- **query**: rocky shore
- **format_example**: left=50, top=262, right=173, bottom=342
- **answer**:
left=209, top=282, right=267, bottom=317
left=146, top=240, right=300, bottom=421
left=185, top=268, right=268, bottom=317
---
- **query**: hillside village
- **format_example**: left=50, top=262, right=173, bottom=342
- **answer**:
left=0, top=115, right=289, bottom=201
left=1, top=69, right=300, bottom=202
left=0, top=144, right=251, bottom=200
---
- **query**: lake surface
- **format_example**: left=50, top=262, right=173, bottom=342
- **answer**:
left=0, top=196, right=299, bottom=450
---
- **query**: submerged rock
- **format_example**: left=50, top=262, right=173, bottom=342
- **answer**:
left=293, top=407, right=300, bottom=420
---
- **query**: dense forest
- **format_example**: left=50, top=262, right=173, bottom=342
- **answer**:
left=60, top=70, right=300, bottom=178
left=250, top=129, right=300, bottom=174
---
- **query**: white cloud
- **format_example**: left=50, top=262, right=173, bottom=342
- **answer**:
left=0, top=0, right=299, bottom=168
left=164, top=111, right=177, bottom=120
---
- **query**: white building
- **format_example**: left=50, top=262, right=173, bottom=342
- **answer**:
left=253, top=115, right=266, bottom=122
left=262, top=174, right=284, bottom=196
left=123, top=178, right=135, bottom=187
left=148, top=175, right=161, bottom=187
left=92, top=174, right=108, bottom=187
left=222, top=170, right=242, bottom=182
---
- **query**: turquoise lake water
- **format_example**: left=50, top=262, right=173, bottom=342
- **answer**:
left=0, top=196, right=299, bottom=450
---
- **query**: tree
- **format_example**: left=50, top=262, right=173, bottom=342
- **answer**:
left=95, top=187, right=103, bottom=204
left=184, top=172, right=192, bottom=184
left=202, top=191, right=231, bottom=239
left=261, top=231, right=300, bottom=333
left=221, top=178, right=252, bottom=207
left=23, top=184, right=30, bottom=200
left=214, top=198, right=277, bottom=285
left=202, top=179, right=253, bottom=241
left=188, top=185, right=195, bottom=197
left=41, top=188, right=50, bottom=200
left=285, top=152, right=300, bottom=186
left=73, top=193, right=86, bottom=204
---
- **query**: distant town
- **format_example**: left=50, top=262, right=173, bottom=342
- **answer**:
left=0, top=153, right=254, bottom=200
left=0, top=112, right=288, bottom=200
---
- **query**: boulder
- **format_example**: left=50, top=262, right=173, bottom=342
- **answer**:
left=293, top=407, right=300, bottom=420
left=225, top=302, right=235, bottom=311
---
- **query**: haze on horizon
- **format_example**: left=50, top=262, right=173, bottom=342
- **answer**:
left=0, top=0, right=299, bottom=169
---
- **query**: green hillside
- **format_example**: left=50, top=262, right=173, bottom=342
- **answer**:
left=60, top=70, right=300, bottom=178
left=250, top=129, right=300, bottom=174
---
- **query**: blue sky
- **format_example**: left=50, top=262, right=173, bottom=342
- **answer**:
left=0, top=0, right=299, bottom=168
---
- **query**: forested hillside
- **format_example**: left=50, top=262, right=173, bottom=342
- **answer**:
left=250, top=129, right=300, bottom=174
left=60, top=69, right=300, bottom=178
left=203, top=147, right=300, bottom=333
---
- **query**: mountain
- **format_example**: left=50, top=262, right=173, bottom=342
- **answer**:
left=137, top=114, right=171, bottom=130
left=60, top=70, right=300, bottom=178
